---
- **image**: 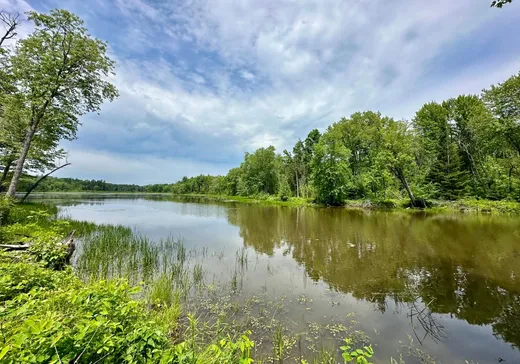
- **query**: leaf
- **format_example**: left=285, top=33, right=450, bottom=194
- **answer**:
left=342, top=352, right=352, bottom=361
left=0, top=346, right=10, bottom=360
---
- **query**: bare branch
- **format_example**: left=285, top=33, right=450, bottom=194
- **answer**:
left=0, top=11, right=20, bottom=48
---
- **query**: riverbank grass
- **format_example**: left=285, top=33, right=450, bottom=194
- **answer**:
left=175, top=193, right=520, bottom=214
left=0, top=202, right=256, bottom=363
left=0, top=201, right=382, bottom=363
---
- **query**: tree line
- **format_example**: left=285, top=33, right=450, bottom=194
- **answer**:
left=15, top=176, right=172, bottom=193
left=172, top=73, right=520, bottom=206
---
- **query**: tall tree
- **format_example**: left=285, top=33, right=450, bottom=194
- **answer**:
left=0, top=94, right=66, bottom=191
left=414, top=102, right=469, bottom=199
left=311, top=128, right=351, bottom=205
left=4, top=9, right=118, bottom=197
left=482, top=73, right=520, bottom=155
left=240, top=146, right=279, bottom=195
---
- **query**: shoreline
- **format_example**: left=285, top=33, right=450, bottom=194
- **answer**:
left=17, top=191, right=520, bottom=214
left=172, top=193, right=520, bottom=214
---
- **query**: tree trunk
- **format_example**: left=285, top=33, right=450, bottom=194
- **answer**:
left=295, top=170, right=299, bottom=198
left=400, top=174, right=416, bottom=206
left=0, top=158, right=13, bottom=191
left=394, top=168, right=421, bottom=207
left=20, top=162, right=71, bottom=202
left=6, top=121, right=37, bottom=198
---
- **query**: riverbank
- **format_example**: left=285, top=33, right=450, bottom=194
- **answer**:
left=0, top=202, right=255, bottom=363
left=0, top=202, right=380, bottom=363
left=173, top=193, right=520, bottom=214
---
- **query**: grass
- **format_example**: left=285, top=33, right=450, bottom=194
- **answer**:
left=175, top=193, right=520, bottom=214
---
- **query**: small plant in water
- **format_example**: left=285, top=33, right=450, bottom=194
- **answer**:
left=231, top=270, right=238, bottom=292
left=340, top=338, right=374, bottom=364
left=193, top=263, right=204, bottom=286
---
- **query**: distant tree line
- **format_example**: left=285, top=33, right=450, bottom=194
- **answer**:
left=172, top=73, right=520, bottom=206
left=15, top=176, right=172, bottom=193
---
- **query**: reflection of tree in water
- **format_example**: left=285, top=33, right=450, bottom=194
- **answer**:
left=227, top=205, right=520, bottom=348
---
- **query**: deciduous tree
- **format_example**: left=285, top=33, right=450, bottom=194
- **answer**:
left=4, top=9, right=118, bottom=197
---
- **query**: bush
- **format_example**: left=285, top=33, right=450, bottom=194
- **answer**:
left=1, top=222, right=71, bottom=269
left=0, top=262, right=255, bottom=364
left=0, top=262, right=77, bottom=301
left=0, top=279, right=177, bottom=363
left=0, top=197, right=14, bottom=227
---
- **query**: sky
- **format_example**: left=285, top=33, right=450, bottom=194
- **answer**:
left=1, top=0, right=520, bottom=185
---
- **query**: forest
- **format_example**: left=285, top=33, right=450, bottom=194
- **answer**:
left=172, top=74, right=520, bottom=206
left=14, top=176, right=172, bottom=193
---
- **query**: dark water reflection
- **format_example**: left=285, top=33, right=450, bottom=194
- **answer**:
left=34, top=194, right=520, bottom=363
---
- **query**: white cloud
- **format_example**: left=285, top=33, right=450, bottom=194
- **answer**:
left=240, top=70, right=255, bottom=81
left=55, top=147, right=232, bottom=184
left=4, top=0, right=520, bottom=182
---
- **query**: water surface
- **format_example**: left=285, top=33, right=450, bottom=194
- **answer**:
left=37, top=194, right=520, bottom=363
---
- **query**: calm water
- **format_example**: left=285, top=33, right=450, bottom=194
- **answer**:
left=36, top=195, right=520, bottom=363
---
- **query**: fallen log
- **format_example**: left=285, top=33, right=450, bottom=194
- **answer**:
left=0, top=231, right=75, bottom=262
left=61, top=230, right=76, bottom=263
left=0, top=243, right=32, bottom=251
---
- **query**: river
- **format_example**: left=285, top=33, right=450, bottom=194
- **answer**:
left=33, top=194, right=520, bottom=363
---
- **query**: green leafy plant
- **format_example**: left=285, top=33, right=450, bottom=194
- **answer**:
left=340, top=338, right=374, bottom=364
left=0, top=197, right=14, bottom=227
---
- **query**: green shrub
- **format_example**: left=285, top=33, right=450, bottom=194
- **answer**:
left=0, top=197, right=14, bottom=227
left=0, top=262, right=77, bottom=301
left=0, top=280, right=176, bottom=363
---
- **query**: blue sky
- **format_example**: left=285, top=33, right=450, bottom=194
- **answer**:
left=2, top=0, right=520, bottom=184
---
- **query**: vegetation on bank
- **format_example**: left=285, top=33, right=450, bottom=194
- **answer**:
left=171, top=73, right=520, bottom=210
left=2, top=10, right=519, bottom=213
left=0, top=202, right=253, bottom=363
left=10, top=176, right=173, bottom=194
left=174, top=193, right=520, bottom=214
left=0, top=201, right=384, bottom=363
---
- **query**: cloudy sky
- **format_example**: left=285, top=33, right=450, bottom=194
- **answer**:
left=2, top=0, right=520, bottom=184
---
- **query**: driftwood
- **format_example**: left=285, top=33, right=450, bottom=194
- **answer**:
left=0, top=230, right=76, bottom=263
left=62, top=230, right=76, bottom=262
left=0, top=243, right=32, bottom=250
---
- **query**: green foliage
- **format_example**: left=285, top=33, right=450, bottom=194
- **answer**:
left=0, top=279, right=176, bottom=363
left=491, top=0, right=513, bottom=7
left=240, top=146, right=280, bottom=196
left=2, top=9, right=118, bottom=196
left=0, top=216, right=71, bottom=269
left=482, top=72, right=520, bottom=154
left=14, top=175, right=172, bottom=193
left=340, top=338, right=374, bottom=364
left=311, top=127, right=352, bottom=205
left=0, top=197, right=14, bottom=226
left=278, top=176, right=292, bottom=201
left=0, top=262, right=77, bottom=301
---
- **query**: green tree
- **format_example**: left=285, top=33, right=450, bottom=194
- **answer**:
left=414, top=102, right=469, bottom=199
left=225, top=167, right=242, bottom=196
left=4, top=9, right=118, bottom=197
left=334, top=112, right=392, bottom=198
left=240, top=146, right=279, bottom=195
left=311, top=128, right=351, bottom=205
left=482, top=73, right=520, bottom=155
left=0, top=94, right=66, bottom=191
left=377, top=119, right=423, bottom=206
